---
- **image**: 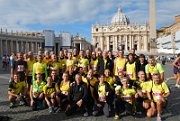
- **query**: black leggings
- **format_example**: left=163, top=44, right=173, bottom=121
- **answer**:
left=114, top=98, right=133, bottom=115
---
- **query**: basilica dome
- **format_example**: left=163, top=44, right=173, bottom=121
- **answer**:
left=111, top=7, right=130, bottom=25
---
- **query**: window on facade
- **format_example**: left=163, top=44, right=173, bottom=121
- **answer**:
left=122, top=45, right=125, bottom=50
left=96, top=28, right=98, bottom=32
left=134, top=44, right=137, bottom=50
left=110, top=45, right=113, bottom=51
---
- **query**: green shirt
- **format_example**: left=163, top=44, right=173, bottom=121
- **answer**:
left=32, top=80, right=46, bottom=93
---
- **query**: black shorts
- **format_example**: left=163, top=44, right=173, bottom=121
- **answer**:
left=26, top=76, right=32, bottom=85
left=174, top=67, right=180, bottom=74
left=56, top=92, right=68, bottom=99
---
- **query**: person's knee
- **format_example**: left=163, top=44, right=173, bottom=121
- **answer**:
left=146, top=108, right=156, bottom=117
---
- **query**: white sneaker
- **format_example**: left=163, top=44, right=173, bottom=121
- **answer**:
left=175, top=84, right=180, bottom=88
left=157, top=116, right=162, bottom=121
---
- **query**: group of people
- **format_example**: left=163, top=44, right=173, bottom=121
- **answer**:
left=7, top=47, right=180, bottom=121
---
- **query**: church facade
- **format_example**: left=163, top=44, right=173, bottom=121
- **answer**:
left=92, top=8, right=152, bottom=54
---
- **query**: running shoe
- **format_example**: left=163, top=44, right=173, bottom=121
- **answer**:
left=9, top=102, right=15, bottom=108
left=49, top=107, right=54, bottom=113
left=175, top=84, right=180, bottom=88
left=114, top=114, right=119, bottom=120
left=19, top=101, right=25, bottom=106
left=157, top=116, right=162, bottom=121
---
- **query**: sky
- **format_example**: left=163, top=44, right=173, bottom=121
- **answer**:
left=0, top=0, right=180, bottom=42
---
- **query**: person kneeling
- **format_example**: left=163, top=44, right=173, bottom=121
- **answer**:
left=146, top=73, right=170, bottom=121
left=114, top=77, right=137, bottom=120
left=30, top=74, right=46, bottom=111
left=92, top=74, right=112, bottom=117
left=56, top=72, right=70, bottom=112
left=43, top=76, right=56, bottom=113
left=65, top=74, right=89, bottom=117
left=8, top=74, right=27, bottom=108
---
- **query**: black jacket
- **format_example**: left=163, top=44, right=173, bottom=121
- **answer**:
left=97, top=56, right=113, bottom=75
left=93, top=81, right=112, bottom=104
left=68, top=81, right=88, bottom=102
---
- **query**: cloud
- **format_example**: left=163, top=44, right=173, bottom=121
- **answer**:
left=0, top=0, right=179, bottom=33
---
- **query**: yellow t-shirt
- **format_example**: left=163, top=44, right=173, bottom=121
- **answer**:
left=33, top=62, right=47, bottom=74
left=58, top=57, right=66, bottom=69
left=27, top=59, right=36, bottom=76
left=50, top=62, right=60, bottom=71
left=121, top=88, right=136, bottom=104
left=90, top=59, right=98, bottom=73
left=147, top=81, right=170, bottom=102
left=60, top=81, right=70, bottom=93
left=137, top=80, right=151, bottom=98
left=43, top=84, right=56, bottom=97
left=78, top=58, right=89, bottom=73
left=72, top=55, right=80, bottom=65
left=98, top=84, right=106, bottom=102
left=114, top=58, right=126, bottom=76
left=43, top=57, right=52, bottom=64
left=105, top=76, right=114, bottom=86
left=145, top=63, right=164, bottom=75
left=126, top=62, right=136, bottom=80
left=8, top=81, right=27, bottom=94
left=66, top=59, right=74, bottom=67
left=83, top=77, right=98, bottom=96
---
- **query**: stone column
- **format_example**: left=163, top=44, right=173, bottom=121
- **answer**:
left=26, top=41, right=29, bottom=53
left=113, top=36, right=118, bottom=51
left=35, top=41, right=37, bottom=53
left=5, top=39, right=8, bottom=55
left=100, top=36, right=104, bottom=50
left=144, top=35, right=148, bottom=52
left=0, top=39, right=2, bottom=57
left=16, top=41, right=19, bottom=53
left=119, top=35, right=121, bottom=45
left=137, top=36, right=141, bottom=51
left=10, top=40, right=13, bottom=53
left=132, top=36, right=134, bottom=49
left=125, top=35, right=128, bottom=51
left=129, top=35, right=132, bottom=50
left=106, top=36, right=110, bottom=51
left=92, top=36, right=96, bottom=47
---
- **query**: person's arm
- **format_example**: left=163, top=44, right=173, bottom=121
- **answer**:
left=157, top=63, right=165, bottom=81
left=145, top=65, right=150, bottom=80
left=30, top=85, right=34, bottom=101
left=173, top=57, right=180, bottom=68
left=44, top=63, right=48, bottom=80
left=32, top=63, right=36, bottom=81
left=8, top=90, right=18, bottom=97
left=11, top=62, right=15, bottom=80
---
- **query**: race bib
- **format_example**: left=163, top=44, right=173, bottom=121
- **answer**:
left=117, top=67, right=123, bottom=72
left=127, top=72, right=133, bottom=78
left=122, top=95, right=132, bottom=102
left=91, top=65, right=97, bottom=71
left=99, top=94, right=106, bottom=102
left=17, top=65, right=24, bottom=72
left=153, top=91, right=162, bottom=100
left=142, top=90, right=147, bottom=97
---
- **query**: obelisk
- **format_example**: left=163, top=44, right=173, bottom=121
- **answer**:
left=150, top=0, right=156, bottom=39
left=149, top=0, right=157, bottom=53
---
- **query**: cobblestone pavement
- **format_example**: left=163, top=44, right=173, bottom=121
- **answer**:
left=0, top=63, right=180, bottom=121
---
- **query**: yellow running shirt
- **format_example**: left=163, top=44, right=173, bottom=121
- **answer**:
left=78, top=58, right=89, bottom=73
left=32, top=62, right=47, bottom=80
left=66, top=59, right=74, bottom=67
left=147, top=81, right=170, bottom=102
left=90, top=59, right=98, bottom=73
left=126, top=62, right=136, bottom=81
left=83, top=77, right=98, bottom=96
left=27, top=59, right=36, bottom=76
left=114, top=58, right=126, bottom=76
left=60, top=81, right=70, bottom=94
